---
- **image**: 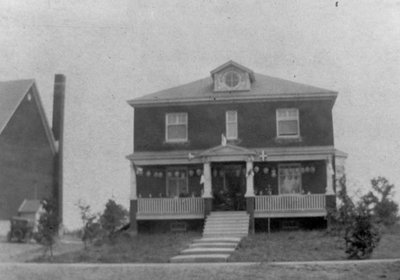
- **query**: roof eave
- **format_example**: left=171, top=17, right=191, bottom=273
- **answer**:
left=127, top=91, right=338, bottom=107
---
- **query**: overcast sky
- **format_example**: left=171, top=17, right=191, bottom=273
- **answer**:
left=1, top=0, right=399, bottom=229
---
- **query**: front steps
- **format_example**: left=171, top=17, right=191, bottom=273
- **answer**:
left=170, top=211, right=249, bottom=263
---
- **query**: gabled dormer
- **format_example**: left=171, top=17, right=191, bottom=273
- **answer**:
left=210, top=60, right=255, bottom=92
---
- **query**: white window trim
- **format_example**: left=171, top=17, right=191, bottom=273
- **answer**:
left=225, top=110, right=238, bottom=140
left=276, top=108, right=300, bottom=138
left=278, top=163, right=302, bottom=195
left=165, top=112, right=188, bottom=143
left=166, top=167, right=188, bottom=197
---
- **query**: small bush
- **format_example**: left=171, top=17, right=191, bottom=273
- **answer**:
left=344, top=205, right=381, bottom=259
left=76, top=200, right=103, bottom=249
left=100, top=199, right=128, bottom=240
left=329, top=176, right=382, bottom=259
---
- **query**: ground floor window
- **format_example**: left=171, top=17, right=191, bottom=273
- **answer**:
left=278, top=163, right=302, bottom=194
left=166, top=167, right=188, bottom=197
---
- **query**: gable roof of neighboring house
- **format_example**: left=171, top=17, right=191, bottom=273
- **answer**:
left=0, top=79, right=56, bottom=154
left=128, top=61, right=337, bottom=107
left=18, top=199, right=43, bottom=214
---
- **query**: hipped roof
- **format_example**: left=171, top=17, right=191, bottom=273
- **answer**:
left=128, top=67, right=337, bottom=107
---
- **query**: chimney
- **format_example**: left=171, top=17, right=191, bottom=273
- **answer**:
left=52, top=74, right=65, bottom=230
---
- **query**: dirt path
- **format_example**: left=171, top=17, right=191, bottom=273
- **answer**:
left=0, top=261, right=399, bottom=280
left=0, top=236, right=83, bottom=263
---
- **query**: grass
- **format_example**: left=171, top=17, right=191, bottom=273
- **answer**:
left=230, top=230, right=346, bottom=262
left=32, top=232, right=201, bottom=263
left=30, top=224, right=400, bottom=263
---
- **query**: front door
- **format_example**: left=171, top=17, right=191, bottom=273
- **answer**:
left=212, top=164, right=246, bottom=211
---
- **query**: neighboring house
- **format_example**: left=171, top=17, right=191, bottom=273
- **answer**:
left=0, top=75, right=65, bottom=227
left=127, top=61, right=346, bottom=233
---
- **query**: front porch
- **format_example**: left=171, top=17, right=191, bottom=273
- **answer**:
left=128, top=145, right=341, bottom=232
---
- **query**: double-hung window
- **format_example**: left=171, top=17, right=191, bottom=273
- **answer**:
left=166, top=113, right=188, bottom=142
left=276, top=108, right=300, bottom=138
left=226, top=111, right=238, bottom=140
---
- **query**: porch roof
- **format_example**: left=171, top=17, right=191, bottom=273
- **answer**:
left=197, top=144, right=257, bottom=162
left=127, top=146, right=336, bottom=166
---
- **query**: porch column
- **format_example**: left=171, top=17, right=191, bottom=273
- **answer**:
left=325, top=156, right=335, bottom=195
left=245, top=159, right=255, bottom=234
left=129, top=162, right=138, bottom=234
left=202, top=161, right=212, bottom=216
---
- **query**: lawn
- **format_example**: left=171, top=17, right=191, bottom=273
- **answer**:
left=32, top=232, right=201, bottom=263
left=30, top=224, right=400, bottom=263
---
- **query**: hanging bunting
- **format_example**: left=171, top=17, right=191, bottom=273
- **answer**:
left=263, top=167, right=269, bottom=174
left=253, top=166, right=260, bottom=173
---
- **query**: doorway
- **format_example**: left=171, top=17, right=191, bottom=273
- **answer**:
left=212, top=163, right=246, bottom=211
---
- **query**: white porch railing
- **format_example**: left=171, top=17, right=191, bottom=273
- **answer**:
left=137, top=197, right=204, bottom=215
left=255, top=194, right=326, bottom=212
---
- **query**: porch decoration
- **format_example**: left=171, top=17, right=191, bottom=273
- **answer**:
left=167, top=171, right=172, bottom=177
left=196, top=169, right=202, bottom=176
left=180, top=171, right=186, bottom=179
left=146, top=170, right=151, bottom=177
left=189, top=169, right=194, bottom=177
left=174, top=171, right=180, bottom=177
left=159, top=172, right=164, bottom=178
left=213, top=169, right=218, bottom=177
left=219, top=170, right=225, bottom=177
left=253, top=166, right=260, bottom=173
left=263, top=167, right=269, bottom=174
left=136, top=167, right=143, bottom=176
left=305, top=166, right=310, bottom=173
left=271, top=169, right=277, bottom=177
left=310, top=166, right=316, bottom=173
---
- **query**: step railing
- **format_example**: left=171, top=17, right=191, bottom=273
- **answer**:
left=138, top=197, right=204, bottom=215
left=255, top=194, right=326, bottom=212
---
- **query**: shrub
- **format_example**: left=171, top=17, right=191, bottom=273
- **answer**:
left=76, top=200, right=103, bottom=249
left=36, top=198, right=60, bottom=259
left=100, top=199, right=128, bottom=240
left=329, top=176, right=382, bottom=259
left=344, top=204, right=381, bottom=259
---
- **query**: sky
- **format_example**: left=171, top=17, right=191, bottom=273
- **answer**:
left=0, top=0, right=399, bottom=229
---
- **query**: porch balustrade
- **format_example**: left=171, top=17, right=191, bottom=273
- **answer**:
left=137, top=197, right=204, bottom=215
left=255, top=194, right=326, bottom=213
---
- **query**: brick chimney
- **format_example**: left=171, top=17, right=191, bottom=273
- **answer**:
left=52, top=74, right=65, bottom=229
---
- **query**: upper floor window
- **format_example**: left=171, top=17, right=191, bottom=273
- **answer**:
left=166, top=113, right=188, bottom=142
left=276, top=108, right=299, bottom=138
left=226, top=111, right=238, bottom=140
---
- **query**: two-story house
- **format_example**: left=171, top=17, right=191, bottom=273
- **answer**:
left=127, top=61, right=346, bottom=234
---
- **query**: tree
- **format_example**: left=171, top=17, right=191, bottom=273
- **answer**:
left=36, top=198, right=59, bottom=259
left=76, top=200, right=101, bottom=249
left=100, top=199, right=128, bottom=239
left=361, top=177, right=399, bottom=226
